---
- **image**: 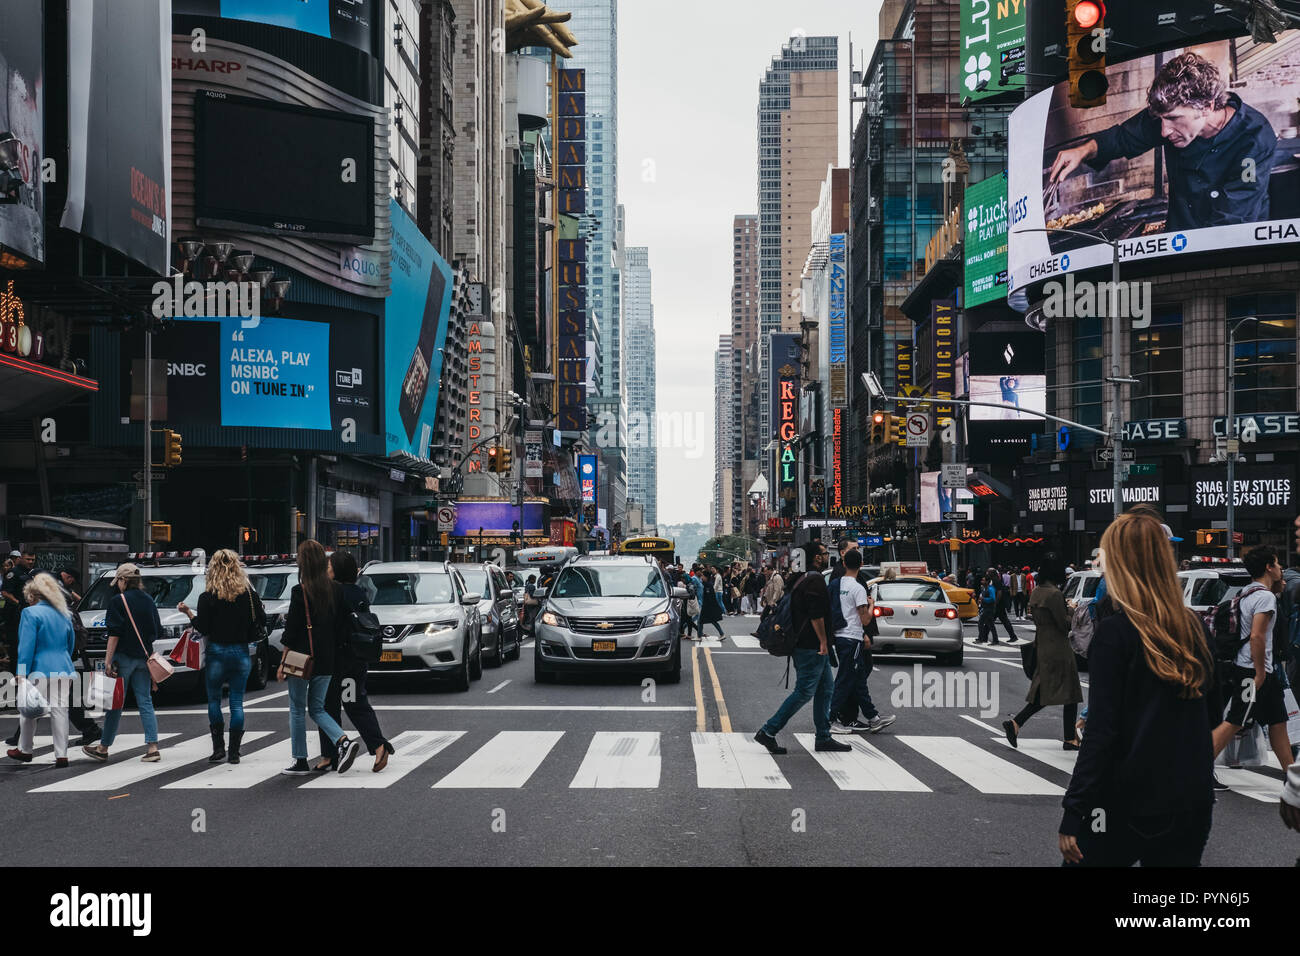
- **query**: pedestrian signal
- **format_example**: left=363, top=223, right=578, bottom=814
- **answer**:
left=1196, top=529, right=1226, bottom=548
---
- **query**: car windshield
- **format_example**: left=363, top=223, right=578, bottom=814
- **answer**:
left=1190, top=576, right=1248, bottom=607
left=456, top=567, right=492, bottom=599
left=247, top=571, right=294, bottom=601
left=81, top=574, right=196, bottom=611
left=876, top=582, right=945, bottom=603
left=358, top=572, right=455, bottom=606
left=553, top=565, right=666, bottom=598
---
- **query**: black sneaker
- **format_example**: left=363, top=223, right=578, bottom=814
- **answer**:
left=1212, top=773, right=1230, bottom=792
left=753, top=730, right=787, bottom=755
left=814, top=738, right=852, bottom=752
left=281, top=758, right=312, bottom=776
left=79, top=725, right=102, bottom=746
left=336, top=736, right=362, bottom=774
left=1003, top=719, right=1018, bottom=749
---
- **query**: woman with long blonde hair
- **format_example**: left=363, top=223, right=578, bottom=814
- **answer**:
left=1058, top=512, right=1218, bottom=867
left=178, top=549, right=266, bottom=764
left=6, top=572, right=77, bottom=767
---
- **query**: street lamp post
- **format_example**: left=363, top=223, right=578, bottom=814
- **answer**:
left=1225, top=317, right=1258, bottom=560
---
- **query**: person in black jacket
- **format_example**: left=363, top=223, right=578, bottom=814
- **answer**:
left=312, top=551, right=395, bottom=773
left=278, top=540, right=363, bottom=776
left=1059, top=513, right=1220, bottom=867
left=177, top=549, right=266, bottom=765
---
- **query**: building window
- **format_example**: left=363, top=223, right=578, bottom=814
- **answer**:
left=1073, top=317, right=1104, bottom=447
left=1130, top=305, right=1183, bottom=421
left=1229, top=292, right=1298, bottom=414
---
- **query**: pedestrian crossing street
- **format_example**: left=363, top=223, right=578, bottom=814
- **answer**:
left=7, top=727, right=1285, bottom=804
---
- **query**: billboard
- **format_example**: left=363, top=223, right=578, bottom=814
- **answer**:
left=1008, top=34, right=1300, bottom=294
left=61, top=0, right=171, bottom=275
left=0, top=0, right=44, bottom=266
left=963, top=172, right=1008, bottom=307
left=385, top=201, right=452, bottom=459
left=452, top=500, right=545, bottom=539
left=173, top=0, right=376, bottom=55
left=827, top=233, right=848, bottom=408
left=960, top=0, right=1025, bottom=102
left=967, top=330, right=1045, bottom=460
left=1189, top=464, right=1296, bottom=520
left=120, top=306, right=379, bottom=437
left=920, top=471, right=975, bottom=525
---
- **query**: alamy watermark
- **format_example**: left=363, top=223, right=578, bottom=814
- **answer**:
left=593, top=410, right=707, bottom=458
left=151, top=275, right=261, bottom=328
left=1042, top=274, right=1152, bottom=328
left=889, top=664, right=1000, bottom=718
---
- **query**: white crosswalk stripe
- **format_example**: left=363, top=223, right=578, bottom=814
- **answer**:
left=570, top=732, right=660, bottom=788
left=24, top=733, right=179, bottom=763
left=1213, top=768, right=1286, bottom=803
left=692, top=732, right=789, bottom=789
left=432, top=730, right=563, bottom=788
left=897, top=735, right=1065, bottom=795
left=30, top=733, right=268, bottom=793
left=305, top=731, right=465, bottom=789
left=994, top=737, right=1079, bottom=776
left=162, top=736, right=290, bottom=790
left=795, top=734, right=930, bottom=791
left=729, top=634, right=761, bottom=649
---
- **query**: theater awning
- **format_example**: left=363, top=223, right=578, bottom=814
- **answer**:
left=929, top=537, right=1045, bottom=546
left=0, top=353, right=98, bottom=415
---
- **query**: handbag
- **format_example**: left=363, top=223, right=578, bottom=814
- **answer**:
left=120, top=593, right=174, bottom=684
left=85, top=670, right=125, bottom=712
left=1020, top=641, right=1038, bottom=680
left=168, top=629, right=203, bottom=670
left=280, top=592, right=316, bottom=679
left=17, top=679, right=49, bottom=719
left=686, top=597, right=701, bottom=618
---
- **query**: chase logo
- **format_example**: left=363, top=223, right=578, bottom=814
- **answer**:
left=1172, top=233, right=1188, bottom=251
left=1060, top=254, right=1070, bottom=270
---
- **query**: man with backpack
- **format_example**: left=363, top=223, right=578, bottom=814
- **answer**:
left=754, top=541, right=851, bottom=755
left=1211, top=546, right=1295, bottom=774
left=828, top=548, right=895, bottom=735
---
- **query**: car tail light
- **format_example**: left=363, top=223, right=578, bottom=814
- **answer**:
left=872, top=606, right=894, bottom=617
left=935, top=608, right=958, bottom=620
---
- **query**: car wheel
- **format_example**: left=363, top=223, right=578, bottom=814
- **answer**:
left=936, top=647, right=964, bottom=667
left=508, top=627, right=522, bottom=662
left=660, top=639, right=682, bottom=684
left=487, top=630, right=504, bottom=668
left=534, top=650, right=556, bottom=684
left=449, top=641, right=472, bottom=692
left=246, top=643, right=269, bottom=690
left=469, top=635, right=484, bottom=681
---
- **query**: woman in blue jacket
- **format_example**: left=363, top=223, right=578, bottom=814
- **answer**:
left=6, top=572, right=77, bottom=767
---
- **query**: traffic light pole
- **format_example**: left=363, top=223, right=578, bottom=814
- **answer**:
left=143, top=323, right=153, bottom=550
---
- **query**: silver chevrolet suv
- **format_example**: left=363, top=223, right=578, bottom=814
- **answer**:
left=532, top=555, right=687, bottom=684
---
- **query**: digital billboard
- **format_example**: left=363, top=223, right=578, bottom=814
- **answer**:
left=969, top=374, right=1047, bottom=422
left=385, top=201, right=452, bottom=460
left=960, top=0, right=1025, bottom=102
left=963, top=172, right=1008, bottom=307
left=452, top=501, right=545, bottom=539
left=0, top=0, right=44, bottom=266
left=1008, top=33, right=1300, bottom=294
left=967, top=330, right=1045, bottom=461
left=1189, top=464, right=1296, bottom=521
left=173, top=0, right=375, bottom=55
left=920, top=471, right=975, bottom=525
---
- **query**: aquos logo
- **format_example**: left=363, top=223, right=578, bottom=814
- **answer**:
left=1010, top=194, right=1030, bottom=226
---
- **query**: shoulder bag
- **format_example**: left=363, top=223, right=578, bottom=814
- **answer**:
left=280, top=591, right=315, bottom=679
left=120, top=593, right=175, bottom=684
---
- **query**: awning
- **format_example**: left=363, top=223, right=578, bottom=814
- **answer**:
left=0, top=353, right=98, bottom=415
left=929, top=537, right=1044, bottom=546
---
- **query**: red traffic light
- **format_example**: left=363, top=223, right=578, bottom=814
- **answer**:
left=872, top=412, right=885, bottom=425
left=1073, top=0, right=1104, bottom=29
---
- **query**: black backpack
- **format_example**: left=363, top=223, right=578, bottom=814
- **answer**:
left=757, top=574, right=804, bottom=657
left=345, top=593, right=383, bottom=663
left=1210, top=583, right=1268, bottom=663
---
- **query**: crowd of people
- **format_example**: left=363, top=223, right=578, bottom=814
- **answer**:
left=3, top=540, right=393, bottom=776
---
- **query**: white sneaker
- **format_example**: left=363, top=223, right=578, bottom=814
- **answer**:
left=829, top=720, right=854, bottom=735
left=867, top=715, right=897, bottom=733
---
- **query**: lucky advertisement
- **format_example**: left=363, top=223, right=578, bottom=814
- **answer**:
left=1008, top=31, right=1300, bottom=294
left=120, top=305, right=378, bottom=440
left=963, top=172, right=1008, bottom=308
left=0, top=0, right=44, bottom=266
left=61, top=0, right=171, bottom=275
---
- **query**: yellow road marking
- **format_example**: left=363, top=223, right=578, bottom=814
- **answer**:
left=702, top=647, right=732, bottom=734
left=691, top=644, right=705, bottom=732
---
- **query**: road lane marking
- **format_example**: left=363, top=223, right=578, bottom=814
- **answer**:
left=243, top=689, right=289, bottom=705
left=148, top=705, right=697, bottom=715
left=730, top=634, right=761, bottom=649
left=486, top=680, right=511, bottom=694
left=25, top=733, right=178, bottom=762
left=993, top=737, right=1078, bottom=776
left=691, top=732, right=789, bottom=789
left=896, top=735, right=1064, bottom=795
left=959, top=715, right=1005, bottom=735
left=692, top=644, right=705, bottom=732
left=795, top=734, right=930, bottom=791
left=30, top=733, right=271, bottom=793
left=1214, top=767, right=1287, bottom=803
left=163, top=739, right=295, bottom=789
left=569, top=731, right=661, bottom=788
left=702, top=648, right=732, bottom=733
left=433, top=730, right=564, bottom=788
left=306, top=731, right=464, bottom=789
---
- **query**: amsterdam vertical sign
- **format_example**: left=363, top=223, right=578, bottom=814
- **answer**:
left=827, top=234, right=848, bottom=408
left=556, top=69, right=588, bottom=432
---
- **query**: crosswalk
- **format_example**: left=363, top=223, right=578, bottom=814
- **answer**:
left=5, top=727, right=1286, bottom=803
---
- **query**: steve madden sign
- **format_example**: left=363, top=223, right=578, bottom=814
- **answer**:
left=1123, top=419, right=1186, bottom=442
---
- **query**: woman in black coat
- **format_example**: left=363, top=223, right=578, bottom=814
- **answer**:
left=699, top=570, right=726, bottom=638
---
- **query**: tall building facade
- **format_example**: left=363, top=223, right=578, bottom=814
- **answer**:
left=729, top=214, right=759, bottom=534
left=714, top=334, right=734, bottom=536
left=387, top=0, right=423, bottom=219
left=623, top=247, right=657, bottom=529
left=757, top=37, right=838, bottom=498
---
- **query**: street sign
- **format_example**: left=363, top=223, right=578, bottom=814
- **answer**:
left=1128, top=463, right=1158, bottom=475
left=906, top=413, right=931, bottom=447
left=436, top=506, right=456, bottom=532
left=1092, top=446, right=1135, bottom=464
left=942, top=511, right=967, bottom=521
left=941, top=463, right=967, bottom=488
left=133, top=471, right=167, bottom=482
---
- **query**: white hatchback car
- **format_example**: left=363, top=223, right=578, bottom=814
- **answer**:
left=356, top=562, right=484, bottom=691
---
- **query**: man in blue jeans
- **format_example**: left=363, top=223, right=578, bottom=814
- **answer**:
left=829, top=548, right=896, bottom=734
left=754, top=541, right=852, bottom=755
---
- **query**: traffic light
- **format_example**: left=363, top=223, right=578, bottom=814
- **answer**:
left=498, top=445, right=513, bottom=473
left=240, top=527, right=259, bottom=545
left=487, top=446, right=500, bottom=472
left=1067, top=0, right=1108, bottom=108
left=1196, top=529, right=1226, bottom=548
left=870, top=411, right=889, bottom=444
left=163, top=429, right=183, bottom=467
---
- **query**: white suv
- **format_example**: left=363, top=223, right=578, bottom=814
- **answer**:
left=356, top=562, right=484, bottom=691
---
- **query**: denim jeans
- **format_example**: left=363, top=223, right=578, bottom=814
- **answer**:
left=761, top=648, right=834, bottom=742
left=830, top=636, right=878, bottom=724
left=101, top=655, right=159, bottom=746
left=205, top=642, right=252, bottom=732
left=287, top=675, right=345, bottom=760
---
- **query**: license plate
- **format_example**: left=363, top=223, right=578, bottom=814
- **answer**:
left=94, top=660, right=106, bottom=672
left=380, top=650, right=402, bottom=663
left=904, top=629, right=925, bottom=640
left=592, top=640, right=617, bottom=653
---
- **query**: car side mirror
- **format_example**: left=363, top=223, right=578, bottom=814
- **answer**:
left=461, top=594, right=479, bottom=606
left=672, top=586, right=688, bottom=599
left=534, top=588, right=548, bottom=600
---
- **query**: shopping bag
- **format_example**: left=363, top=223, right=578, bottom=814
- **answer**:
left=1284, top=687, right=1300, bottom=747
left=1218, top=723, right=1267, bottom=768
left=85, top=671, right=125, bottom=712
left=168, top=629, right=203, bottom=670
left=17, top=679, right=50, bottom=719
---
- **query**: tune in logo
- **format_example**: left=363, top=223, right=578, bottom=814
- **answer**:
left=49, top=886, right=152, bottom=936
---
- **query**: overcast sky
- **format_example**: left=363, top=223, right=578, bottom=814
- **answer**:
left=618, top=1, right=883, bottom=526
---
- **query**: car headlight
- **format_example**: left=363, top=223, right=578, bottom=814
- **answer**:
left=424, top=620, right=460, bottom=635
left=541, top=610, right=566, bottom=628
left=644, top=611, right=671, bottom=626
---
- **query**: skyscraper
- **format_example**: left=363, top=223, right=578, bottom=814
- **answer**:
left=714, top=334, right=734, bottom=537
left=729, top=214, right=759, bottom=535
left=757, top=36, right=838, bottom=496
left=623, top=247, right=657, bottom=529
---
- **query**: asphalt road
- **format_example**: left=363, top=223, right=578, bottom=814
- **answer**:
left=1, top=614, right=1294, bottom=867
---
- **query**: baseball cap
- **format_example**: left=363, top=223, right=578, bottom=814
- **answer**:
left=113, top=562, right=141, bottom=582
left=7, top=550, right=20, bottom=558
left=1160, top=523, right=1184, bottom=543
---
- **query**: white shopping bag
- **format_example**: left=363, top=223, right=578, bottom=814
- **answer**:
left=1284, top=687, right=1300, bottom=747
left=17, top=679, right=50, bottom=719
left=1217, top=722, right=1268, bottom=768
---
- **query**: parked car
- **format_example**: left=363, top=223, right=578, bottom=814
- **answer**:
left=1179, top=567, right=1252, bottom=616
left=452, top=562, right=522, bottom=667
left=356, top=562, right=483, bottom=691
left=863, top=576, right=964, bottom=666
left=1062, top=570, right=1104, bottom=610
